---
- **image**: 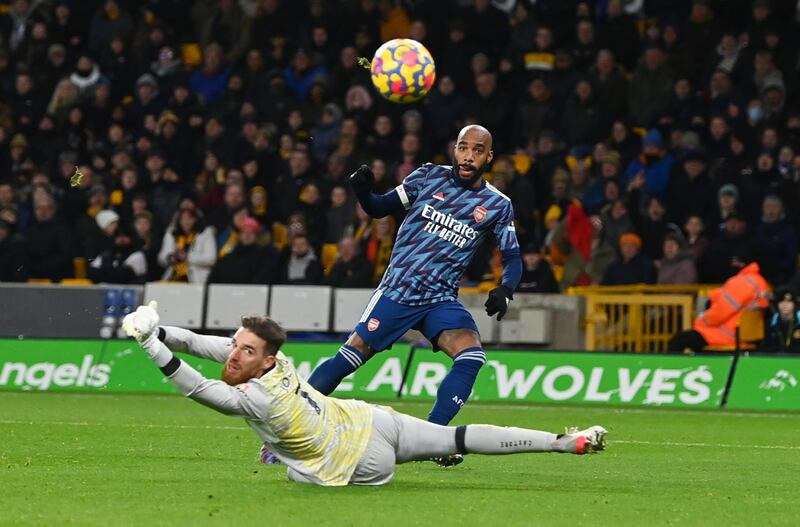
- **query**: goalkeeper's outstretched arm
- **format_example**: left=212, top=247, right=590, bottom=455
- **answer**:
left=122, top=302, right=266, bottom=417
left=141, top=332, right=266, bottom=417
left=157, top=326, right=231, bottom=363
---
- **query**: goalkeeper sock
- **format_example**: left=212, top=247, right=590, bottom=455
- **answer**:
left=457, top=425, right=558, bottom=454
left=307, top=344, right=367, bottom=395
left=427, top=347, right=485, bottom=425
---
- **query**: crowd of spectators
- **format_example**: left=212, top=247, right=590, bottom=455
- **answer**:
left=2, top=0, right=800, bottom=298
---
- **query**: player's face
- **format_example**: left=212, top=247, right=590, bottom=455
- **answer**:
left=222, top=328, right=275, bottom=385
left=453, top=128, right=493, bottom=187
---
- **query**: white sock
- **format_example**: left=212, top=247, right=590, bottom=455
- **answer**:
left=464, top=425, right=558, bottom=454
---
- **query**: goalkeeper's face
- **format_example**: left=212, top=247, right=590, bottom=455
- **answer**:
left=453, top=125, right=494, bottom=188
left=222, top=328, right=276, bottom=385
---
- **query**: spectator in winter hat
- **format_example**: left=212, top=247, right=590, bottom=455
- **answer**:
left=601, top=233, right=656, bottom=285
left=625, top=128, right=674, bottom=199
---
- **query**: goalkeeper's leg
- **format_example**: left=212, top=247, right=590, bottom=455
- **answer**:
left=391, top=411, right=607, bottom=463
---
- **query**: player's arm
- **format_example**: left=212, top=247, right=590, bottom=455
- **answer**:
left=485, top=206, right=522, bottom=321
left=122, top=303, right=267, bottom=417
left=156, top=325, right=231, bottom=363
left=349, top=163, right=430, bottom=217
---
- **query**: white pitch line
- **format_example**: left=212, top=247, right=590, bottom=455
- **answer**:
left=1, top=420, right=797, bottom=451
left=0, top=419, right=245, bottom=431
left=1, top=392, right=797, bottom=419
left=614, top=440, right=799, bottom=450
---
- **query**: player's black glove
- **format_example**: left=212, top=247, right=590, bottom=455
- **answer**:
left=485, top=284, right=514, bottom=321
left=349, top=164, right=374, bottom=197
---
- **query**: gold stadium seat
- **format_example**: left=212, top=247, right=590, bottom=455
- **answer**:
left=321, top=243, right=339, bottom=274
left=181, top=43, right=202, bottom=67
left=272, top=223, right=287, bottom=250
left=73, top=257, right=88, bottom=279
left=60, top=278, right=92, bottom=285
left=511, top=154, right=531, bottom=175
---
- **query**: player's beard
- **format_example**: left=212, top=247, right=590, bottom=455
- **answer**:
left=222, top=359, right=246, bottom=386
left=454, top=162, right=487, bottom=187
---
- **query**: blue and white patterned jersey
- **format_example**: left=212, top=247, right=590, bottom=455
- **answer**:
left=378, top=163, right=519, bottom=305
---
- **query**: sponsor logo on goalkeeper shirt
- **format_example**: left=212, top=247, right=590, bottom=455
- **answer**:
left=420, top=204, right=478, bottom=248
left=0, top=354, right=110, bottom=391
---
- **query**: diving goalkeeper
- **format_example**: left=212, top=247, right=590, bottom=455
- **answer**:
left=122, top=302, right=607, bottom=486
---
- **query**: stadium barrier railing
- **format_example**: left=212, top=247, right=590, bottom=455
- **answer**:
left=566, top=284, right=722, bottom=352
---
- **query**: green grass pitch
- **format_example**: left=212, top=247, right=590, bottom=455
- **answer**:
left=1, top=392, right=798, bottom=527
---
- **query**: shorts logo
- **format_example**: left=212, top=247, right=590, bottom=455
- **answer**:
left=473, top=206, right=488, bottom=223
left=367, top=318, right=380, bottom=331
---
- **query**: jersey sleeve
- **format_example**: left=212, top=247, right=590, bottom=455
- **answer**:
left=493, top=201, right=519, bottom=252
left=159, top=326, right=231, bottom=363
left=396, top=163, right=433, bottom=210
left=166, top=359, right=270, bottom=418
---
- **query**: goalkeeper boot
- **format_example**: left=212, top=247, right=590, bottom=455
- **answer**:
left=259, top=444, right=282, bottom=465
left=553, top=425, right=608, bottom=454
left=429, top=454, right=464, bottom=467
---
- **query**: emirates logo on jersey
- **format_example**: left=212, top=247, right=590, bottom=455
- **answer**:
left=367, top=318, right=380, bottom=331
left=473, top=206, right=488, bottom=222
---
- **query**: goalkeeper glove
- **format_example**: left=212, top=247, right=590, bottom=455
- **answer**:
left=122, top=300, right=160, bottom=347
left=484, top=284, right=514, bottom=321
left=122, top=301, right=175, bottom=368
left=349, top=164, right=374, bottom=196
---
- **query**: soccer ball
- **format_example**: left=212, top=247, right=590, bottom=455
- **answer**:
left=370, top=38, right=436, bottom=104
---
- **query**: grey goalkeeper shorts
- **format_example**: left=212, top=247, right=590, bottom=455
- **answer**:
left=348, top=405, right=458, bottom=486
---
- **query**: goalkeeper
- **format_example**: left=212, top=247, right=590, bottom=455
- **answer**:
left=123, top=302, right=607, bottom=487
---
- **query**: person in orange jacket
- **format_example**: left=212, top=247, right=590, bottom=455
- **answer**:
left=668, top=261, right=769, bottom=352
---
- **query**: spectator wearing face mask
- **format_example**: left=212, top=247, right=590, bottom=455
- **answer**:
left=625, top=128, right=674, bottom=201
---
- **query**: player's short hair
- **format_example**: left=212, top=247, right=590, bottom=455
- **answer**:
left=240, top=316, right=286, bottom=356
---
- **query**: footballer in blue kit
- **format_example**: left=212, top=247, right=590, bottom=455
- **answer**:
left=307, top=125, right=522, bottom=464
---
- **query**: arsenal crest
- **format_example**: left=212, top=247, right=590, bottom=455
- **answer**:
left=473, top=206, right=488, bottom=222
left=367, top=318, right=380, bottom=331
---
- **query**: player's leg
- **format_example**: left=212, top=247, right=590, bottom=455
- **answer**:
left=287, top=467, right=316, bottom=484
left=391, top=411, right=607, bottom=463
left=307, top=290, right=422, bottom=395
left=427, top=327, right=483, bottom=425
left=306, top=332, right=376, bottom=395
left=419, top=301, right=485, bottom=425
left=349, top=406, right=399, bottom=486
